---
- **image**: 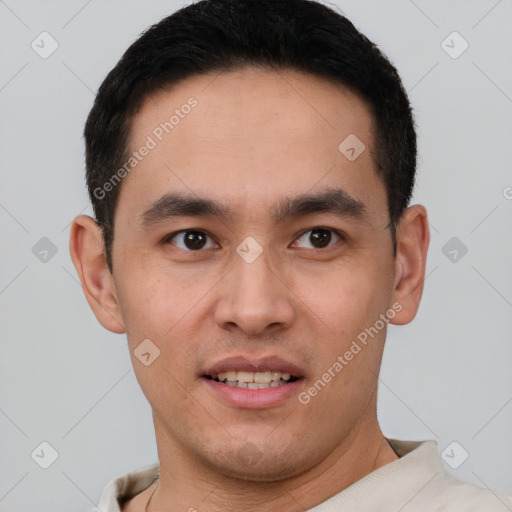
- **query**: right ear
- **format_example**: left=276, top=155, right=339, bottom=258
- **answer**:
left=69, top=215, right=125, bottom=334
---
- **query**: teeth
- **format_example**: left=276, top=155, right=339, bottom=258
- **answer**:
left=224, top=380, right=287, bottom=389
left=225, top=371, right=237, bottom=382
left=254, top=371, right=272, bottom=383
left=236, top=371, right=254, bottom=383
left=217, top=370, right=293, bottom=383
left=212, top=370, right=296, bottom=388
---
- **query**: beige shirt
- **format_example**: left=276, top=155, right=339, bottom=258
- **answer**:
left=87, top=439, right=512, bottom=511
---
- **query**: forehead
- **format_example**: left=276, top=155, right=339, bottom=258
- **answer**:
left=118, top=67, right=387, bottom=225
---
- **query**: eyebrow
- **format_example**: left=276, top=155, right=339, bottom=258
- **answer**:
left=271, top=188, right=367, bottom=224
left=138, top=193, right=232, bottom=227
left=138, top=188, right=367, bottom=227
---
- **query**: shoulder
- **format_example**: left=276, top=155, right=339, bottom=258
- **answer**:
left=429, top=473, right=512, bottom=511
left=383, top=439, right=512, bottom=511
left=87, top=463, right=159, bottom=512
left=121, top=481, right=158, bottom=512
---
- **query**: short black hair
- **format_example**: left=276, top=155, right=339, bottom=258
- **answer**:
left=84, top=0, right=416, bottom=271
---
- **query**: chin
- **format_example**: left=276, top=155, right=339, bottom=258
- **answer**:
left=203, top=441, right=315, bottom=482
left=216, top=460, right=304, bottom=483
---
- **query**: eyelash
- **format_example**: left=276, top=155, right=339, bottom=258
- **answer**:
left=163, top=227, right=345, bottom=252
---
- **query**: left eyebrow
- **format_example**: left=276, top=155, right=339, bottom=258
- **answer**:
left=137, top=187, right=368, bottom=228
left=269, top=188, right=367, bottom=224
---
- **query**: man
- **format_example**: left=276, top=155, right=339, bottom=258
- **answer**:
left=70, top=0, right=512, bottom=510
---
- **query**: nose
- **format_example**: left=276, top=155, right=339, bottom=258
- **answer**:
left=213, top=247, right=296, bottom=336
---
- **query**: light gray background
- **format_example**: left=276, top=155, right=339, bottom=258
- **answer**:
left=1, top=0, right=511, bottom=510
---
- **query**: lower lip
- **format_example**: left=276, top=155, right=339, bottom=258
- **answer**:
left=202, top=377, right=304, bottom=409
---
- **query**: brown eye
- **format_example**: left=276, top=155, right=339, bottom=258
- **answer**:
left=184, top=231, right=207, bottom=250
left=294, top=228, right=341, bottom=249
left=310, top=228, right=331, bottom=248
left=167, top=230, right=215, bottom=251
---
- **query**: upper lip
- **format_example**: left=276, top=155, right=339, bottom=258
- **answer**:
left=202, top=355, right=304, bottom=377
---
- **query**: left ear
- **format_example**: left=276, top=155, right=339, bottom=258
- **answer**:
left=389, top=204, right=430, bottom=325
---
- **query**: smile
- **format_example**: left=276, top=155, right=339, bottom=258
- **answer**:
left=206, top=370, right=299, bottom=389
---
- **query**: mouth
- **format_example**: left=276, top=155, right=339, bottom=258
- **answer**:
left=204, top=370, right=300, bottom=389
left=201, top=356, right=305, bottom=408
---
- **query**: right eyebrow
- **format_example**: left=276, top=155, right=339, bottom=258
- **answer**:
left=137, top=193, right=234, bottom=227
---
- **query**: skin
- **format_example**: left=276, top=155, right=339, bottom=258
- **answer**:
left=70, top=67, right=429, bottom=511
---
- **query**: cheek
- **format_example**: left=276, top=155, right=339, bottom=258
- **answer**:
left=294, top=264, right=391, bottom=423
left=291, top=256, right=392, bottom=336
left=116, top=264, right=208, bottom=409
left=115, top=256, right=212, bottom=340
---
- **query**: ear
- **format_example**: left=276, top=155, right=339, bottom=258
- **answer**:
left=69, top=215, right=125, bottom=334
left=390, top=205, right=430, bottom=325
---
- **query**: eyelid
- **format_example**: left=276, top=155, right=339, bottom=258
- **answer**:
left=162, top=226, right=345, bottom=250
left=291, top=226, right=345, bottom=248
left=163, top=229, right=218, bottom=250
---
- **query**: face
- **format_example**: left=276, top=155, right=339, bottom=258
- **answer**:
left=77, top=67, right=425, bottom=482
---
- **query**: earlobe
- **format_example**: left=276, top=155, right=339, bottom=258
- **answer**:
left=389, top=205, right=430, bottom=326
left=69, top=215, right=125, bottom=334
